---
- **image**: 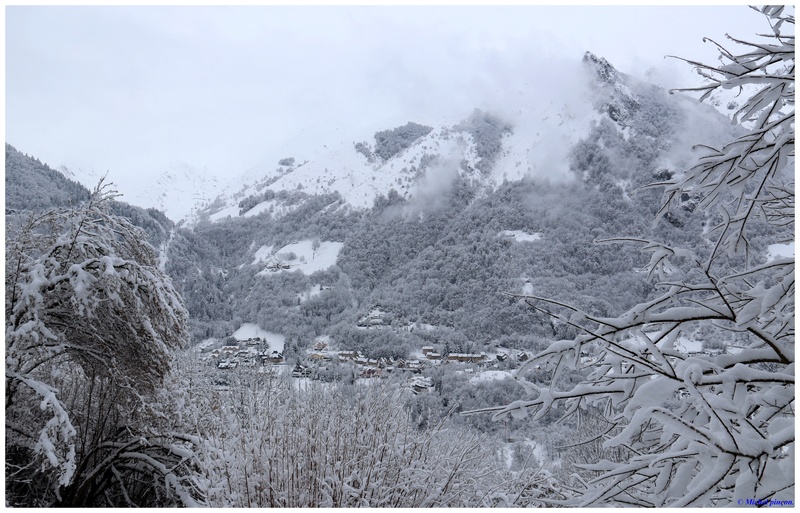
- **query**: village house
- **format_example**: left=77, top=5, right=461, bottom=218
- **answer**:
left=408, top=376, right=433, bottom=394
left=259, top=351, right=284, bottom=364
left=217, top=359, right=238, bottom=370
left=291, top=364, right=312, bottom=378
left=406, top=360, right=422, bottom=372
left=445, top=353, right=487, bottom=363
left=220, top=345, right=240, bottom=357
left=360, top=368, right=381, bottom=379
left=234, top=349, right=255, bottom=359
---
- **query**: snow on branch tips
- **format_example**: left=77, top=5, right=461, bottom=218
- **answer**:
left=476, top=7, right=795, bottom=507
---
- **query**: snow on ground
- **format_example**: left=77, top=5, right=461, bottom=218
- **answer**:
left=256, top=239, right=343, bottom=276
left=527, top=439, right=548, bottom=467
left=232, top=323, right=285, bottom=352
left=242, top=198, right=300, bottom=219
left=469, top=370, right=514, bottom=384
left=252, top=244, right=274, bottom=265
left=674, top=336, right=703, bottom=354
left=314, top=335, right=332, bottom=346
left=499, top=230, right=542, bottom=242
left=767, top=242, right=794, bottom=262
left=209, top=204, right=240, bottom=222
left=158, top=229, right=175, bottom=272
left=195, top=338, right=218, bottom=352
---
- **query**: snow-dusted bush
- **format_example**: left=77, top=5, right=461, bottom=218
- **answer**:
left=184, top=365, right=551, bottom=507
left=5, top=182, right=201, bottom=506
left=481, top=7, right=794, bottom=507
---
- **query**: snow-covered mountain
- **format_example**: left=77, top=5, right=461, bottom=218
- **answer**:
left=191, top=51, right=732, bottom=226
left=59, top=161, right=225, bottom=223
left=134, top=162, right=224, bottom=222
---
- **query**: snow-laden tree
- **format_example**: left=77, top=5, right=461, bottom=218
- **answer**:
left=475, top=6, right=794, bottom=507
left=5, top=182, right=203, bottom=506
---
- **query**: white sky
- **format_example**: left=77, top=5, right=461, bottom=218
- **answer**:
left=5, top=3, right=768, bottom=191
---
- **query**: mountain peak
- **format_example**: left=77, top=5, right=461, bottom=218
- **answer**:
left=583, top=51, right=619, bottom=85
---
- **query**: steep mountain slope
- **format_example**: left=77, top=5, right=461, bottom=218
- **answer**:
left=59, top=160, right=223, bottom=223
left=5, top=144, right=90, bottom=212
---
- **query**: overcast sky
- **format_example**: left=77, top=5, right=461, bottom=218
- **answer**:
left=6, top=4, right=765, bottom=191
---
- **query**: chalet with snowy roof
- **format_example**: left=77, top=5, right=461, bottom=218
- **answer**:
left=221, top=345, right=240, bottom=354
left=234, top=349, right=255, bottom=359
left=218, top=359, right=238, bottom=370
left=291, top=364, right=311, bottom=378
left=260, top=351, right=284, bottom=364
left=408, top=376, right=433, bottom=394
left=360, top=368, right=381, bottom=378
left=357, top=308, right=386, bottom=328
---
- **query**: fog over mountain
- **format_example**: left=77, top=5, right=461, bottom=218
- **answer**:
left=6, top=6, right=759, bottom=219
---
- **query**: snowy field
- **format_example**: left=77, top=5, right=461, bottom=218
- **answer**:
left=469, top=370, right=514, bottom=384
left=767, top=242, right=794, bottom=261
left=499, top=230, right=542, bottom=242
left=232, top=323, right=285, bottom=352
left=253, top=239, right=343, bottom=276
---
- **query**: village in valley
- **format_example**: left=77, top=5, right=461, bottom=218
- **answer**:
left=195, top=301, right=738, bottom=397
left=194, top=306, right=541, bottom=393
